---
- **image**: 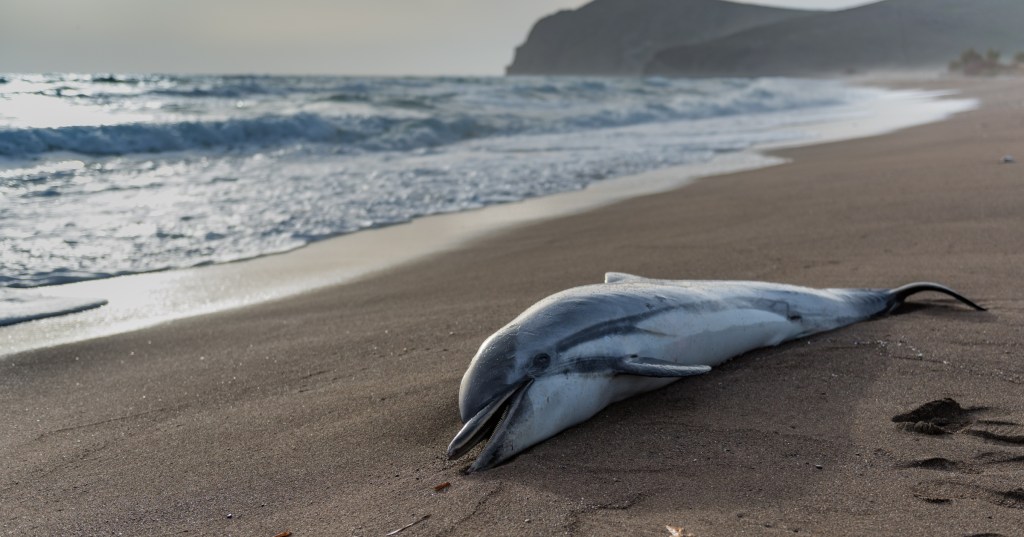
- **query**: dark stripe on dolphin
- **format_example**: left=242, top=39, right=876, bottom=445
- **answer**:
left=554, top=307, right=674, bottom=354
left=552, top=295, right=802, bottom=355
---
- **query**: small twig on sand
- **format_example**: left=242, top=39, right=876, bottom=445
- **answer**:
left=386, top=514, right=430, bottom=536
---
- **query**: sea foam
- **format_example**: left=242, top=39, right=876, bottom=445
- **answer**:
left=0, top=74, right=889, bottom=324
left=0, top=288, right=107, bottom=327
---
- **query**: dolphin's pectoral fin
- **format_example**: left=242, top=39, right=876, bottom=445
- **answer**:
left=611, top=356, right=712, bottom=377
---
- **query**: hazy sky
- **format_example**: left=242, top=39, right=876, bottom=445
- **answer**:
left=0, top=0, right=877, bottom=75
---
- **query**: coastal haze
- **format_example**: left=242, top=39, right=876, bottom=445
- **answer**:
left=0, top=0, right=587, bottom=75
left=3, top=1, right=1023, bottom=536
left=4, top=0, right=868, bottom=75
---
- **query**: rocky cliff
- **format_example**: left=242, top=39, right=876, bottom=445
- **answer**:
left=506, top=0, right=815, bottom=76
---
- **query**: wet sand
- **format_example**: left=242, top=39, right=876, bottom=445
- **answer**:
left=2, top=77, right=1023, bottom=536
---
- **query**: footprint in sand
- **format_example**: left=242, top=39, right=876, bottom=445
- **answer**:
left=893, top=398, right=1024, bottom=445
left=910, top=480, right=1024, bottom=510
left=892, top=397, right=979, bottom=435
left=893, top=398, right=1024, bottom=513
left=966, top=420, right=1024, bottom=446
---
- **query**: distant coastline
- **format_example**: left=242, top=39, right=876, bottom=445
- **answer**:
left=508, top=0, right=1024, bottom=77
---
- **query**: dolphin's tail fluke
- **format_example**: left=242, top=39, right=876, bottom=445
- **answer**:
left=883, top=282, right=986, bottom=314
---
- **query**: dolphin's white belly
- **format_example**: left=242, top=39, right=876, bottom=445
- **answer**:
left=644, top=306, right=799, bottom=366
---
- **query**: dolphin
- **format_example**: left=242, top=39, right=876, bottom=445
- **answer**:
left=447, top=273, right=984, bottom=472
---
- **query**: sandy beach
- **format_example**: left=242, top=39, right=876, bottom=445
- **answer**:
left=3, top=77, right=1023, bottom=536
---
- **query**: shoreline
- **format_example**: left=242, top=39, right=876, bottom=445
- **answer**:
left=2, top=76, right=1022, bottom=535
left=0, top=82, right=974, bottom=358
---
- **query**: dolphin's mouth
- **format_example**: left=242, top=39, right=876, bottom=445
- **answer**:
left=446, top=379, right=532, bottom=464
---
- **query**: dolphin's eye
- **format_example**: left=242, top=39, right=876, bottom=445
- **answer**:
left=532, top=353, right=551, bottom=369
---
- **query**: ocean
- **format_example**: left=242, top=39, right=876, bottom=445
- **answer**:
left=0, top=74, right=901, bottom=325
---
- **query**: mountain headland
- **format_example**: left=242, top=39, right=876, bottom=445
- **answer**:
left=509, top=0, right=1024, bottom=77
left=506, top=0, right=815, bottom=76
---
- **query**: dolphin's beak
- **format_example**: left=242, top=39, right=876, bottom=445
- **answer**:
left=446, top=378, right=532, bottom=466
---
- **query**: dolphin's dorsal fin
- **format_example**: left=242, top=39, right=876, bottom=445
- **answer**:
left=612, top=356, right=711, bottom=377
left=604, top=272, right=655, bottom=284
